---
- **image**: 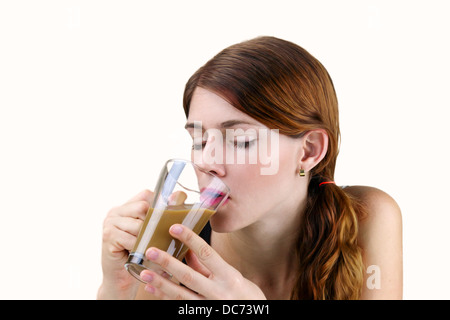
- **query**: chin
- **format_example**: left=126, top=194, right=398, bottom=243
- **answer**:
left=209, top=213, right=234, bottom=233
left=209, top=202, right=250, bottom=233
left=210, top=206, right=240, bottom=233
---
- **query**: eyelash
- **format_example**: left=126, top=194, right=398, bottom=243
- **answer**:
left=233, top=139, right=256, bottom=149
left=191, top=139, right=256, bottom=150
left=192, top=142, right=206, bottom=150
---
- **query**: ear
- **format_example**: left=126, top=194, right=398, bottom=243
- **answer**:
left=298, top=129, right=329, bottom=174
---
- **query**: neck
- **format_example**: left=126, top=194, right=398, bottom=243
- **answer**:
left=212, top=201, right=305, bottom=299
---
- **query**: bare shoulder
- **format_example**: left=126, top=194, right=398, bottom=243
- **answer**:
left=344, top=185, right=402, bottom=243
left=343, top=185, right=403, bottom=299
left=344, top=186, right=401, bottom=224
left=343, top=185, right=400, bottom=211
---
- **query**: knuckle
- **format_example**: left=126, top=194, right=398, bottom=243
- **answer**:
left=174, top=292, right=186, bottom=300
left=142, top=189, right=154, bottom=200
left=102, top=225, right=113, bottom=242
left=183, top=229, right=194, bottom=243
left=230, top=272, right=247, bottom=291
left=105, top=244, right=117, bottom=256
left=136, top=200, right=150, bottom=213
left=180, top=271, right=194, bottom=286
left=198, top=244, right=213, bottom=261
left=159, top=255, right=170, bottom=269
left=152, top=277, right=162, bottom=289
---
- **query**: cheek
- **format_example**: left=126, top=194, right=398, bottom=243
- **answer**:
left=228, top=163, right=291, bottom=204
left=214, top=158, right=297, bottom=231
left=232, top=144, right=298, bottom=199
left=226, top=164, right=260, bottom=195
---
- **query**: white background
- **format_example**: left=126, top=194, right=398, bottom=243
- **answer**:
left=0, top=0, right=449, bottom=299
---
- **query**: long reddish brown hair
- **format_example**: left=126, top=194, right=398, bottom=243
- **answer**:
left=183, top=36, right=365, bottom=299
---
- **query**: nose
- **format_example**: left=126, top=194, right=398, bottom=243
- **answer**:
left=197, top=159, right=226, bottom=177
left=192, top=133, right=226, bottom=177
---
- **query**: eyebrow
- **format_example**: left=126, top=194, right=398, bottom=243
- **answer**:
left=184, top=120, right=260, bottom=130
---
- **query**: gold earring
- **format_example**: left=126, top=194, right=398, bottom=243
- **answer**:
left=299, top=168, right=305, bottom=177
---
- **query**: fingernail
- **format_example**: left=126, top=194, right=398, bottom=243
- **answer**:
left=170, top=225, right=183, bottom=235
left=145, top=285, right=155, bottom=294
left=141, top=272, right=153, bottom=283
left=147, top=248, right=159, bottom=260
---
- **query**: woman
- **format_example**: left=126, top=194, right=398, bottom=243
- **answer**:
left=98, top=36, right=402, bottom=300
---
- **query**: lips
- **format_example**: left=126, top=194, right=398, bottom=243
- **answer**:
left=200, top=188, right=230, bottom=208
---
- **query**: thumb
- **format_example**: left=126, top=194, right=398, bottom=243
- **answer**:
left=168, top=191, right=188, bottom=206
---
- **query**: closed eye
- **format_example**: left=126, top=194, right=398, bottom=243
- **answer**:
left=192, top=141, right=206, bottom=150
left=233, top=139, right=256, bottom=149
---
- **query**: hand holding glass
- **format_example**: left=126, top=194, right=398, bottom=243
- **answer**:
left=125, top=159, right=230, bottom=281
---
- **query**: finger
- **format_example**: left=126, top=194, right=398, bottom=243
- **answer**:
left=140, top=269, right=203, bottom=300
left=113, top=229, right=137, bottom=252
left=185, top=249, right=212, bottom=278
left=124, top=189, right=154, bottom=205
left=108, top=216, right=143, bottom=236
left=168, top=191, right=187, bottom=206
left=169, top=224, right=227, bottom=277
left=111, top=201, right=149, bottom=220
left=145, top=247, right=214, bottom=296
left=103, top=225, right=137, bottom=253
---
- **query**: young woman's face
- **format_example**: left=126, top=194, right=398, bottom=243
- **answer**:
left=186, top=87, right=306, bottom=232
